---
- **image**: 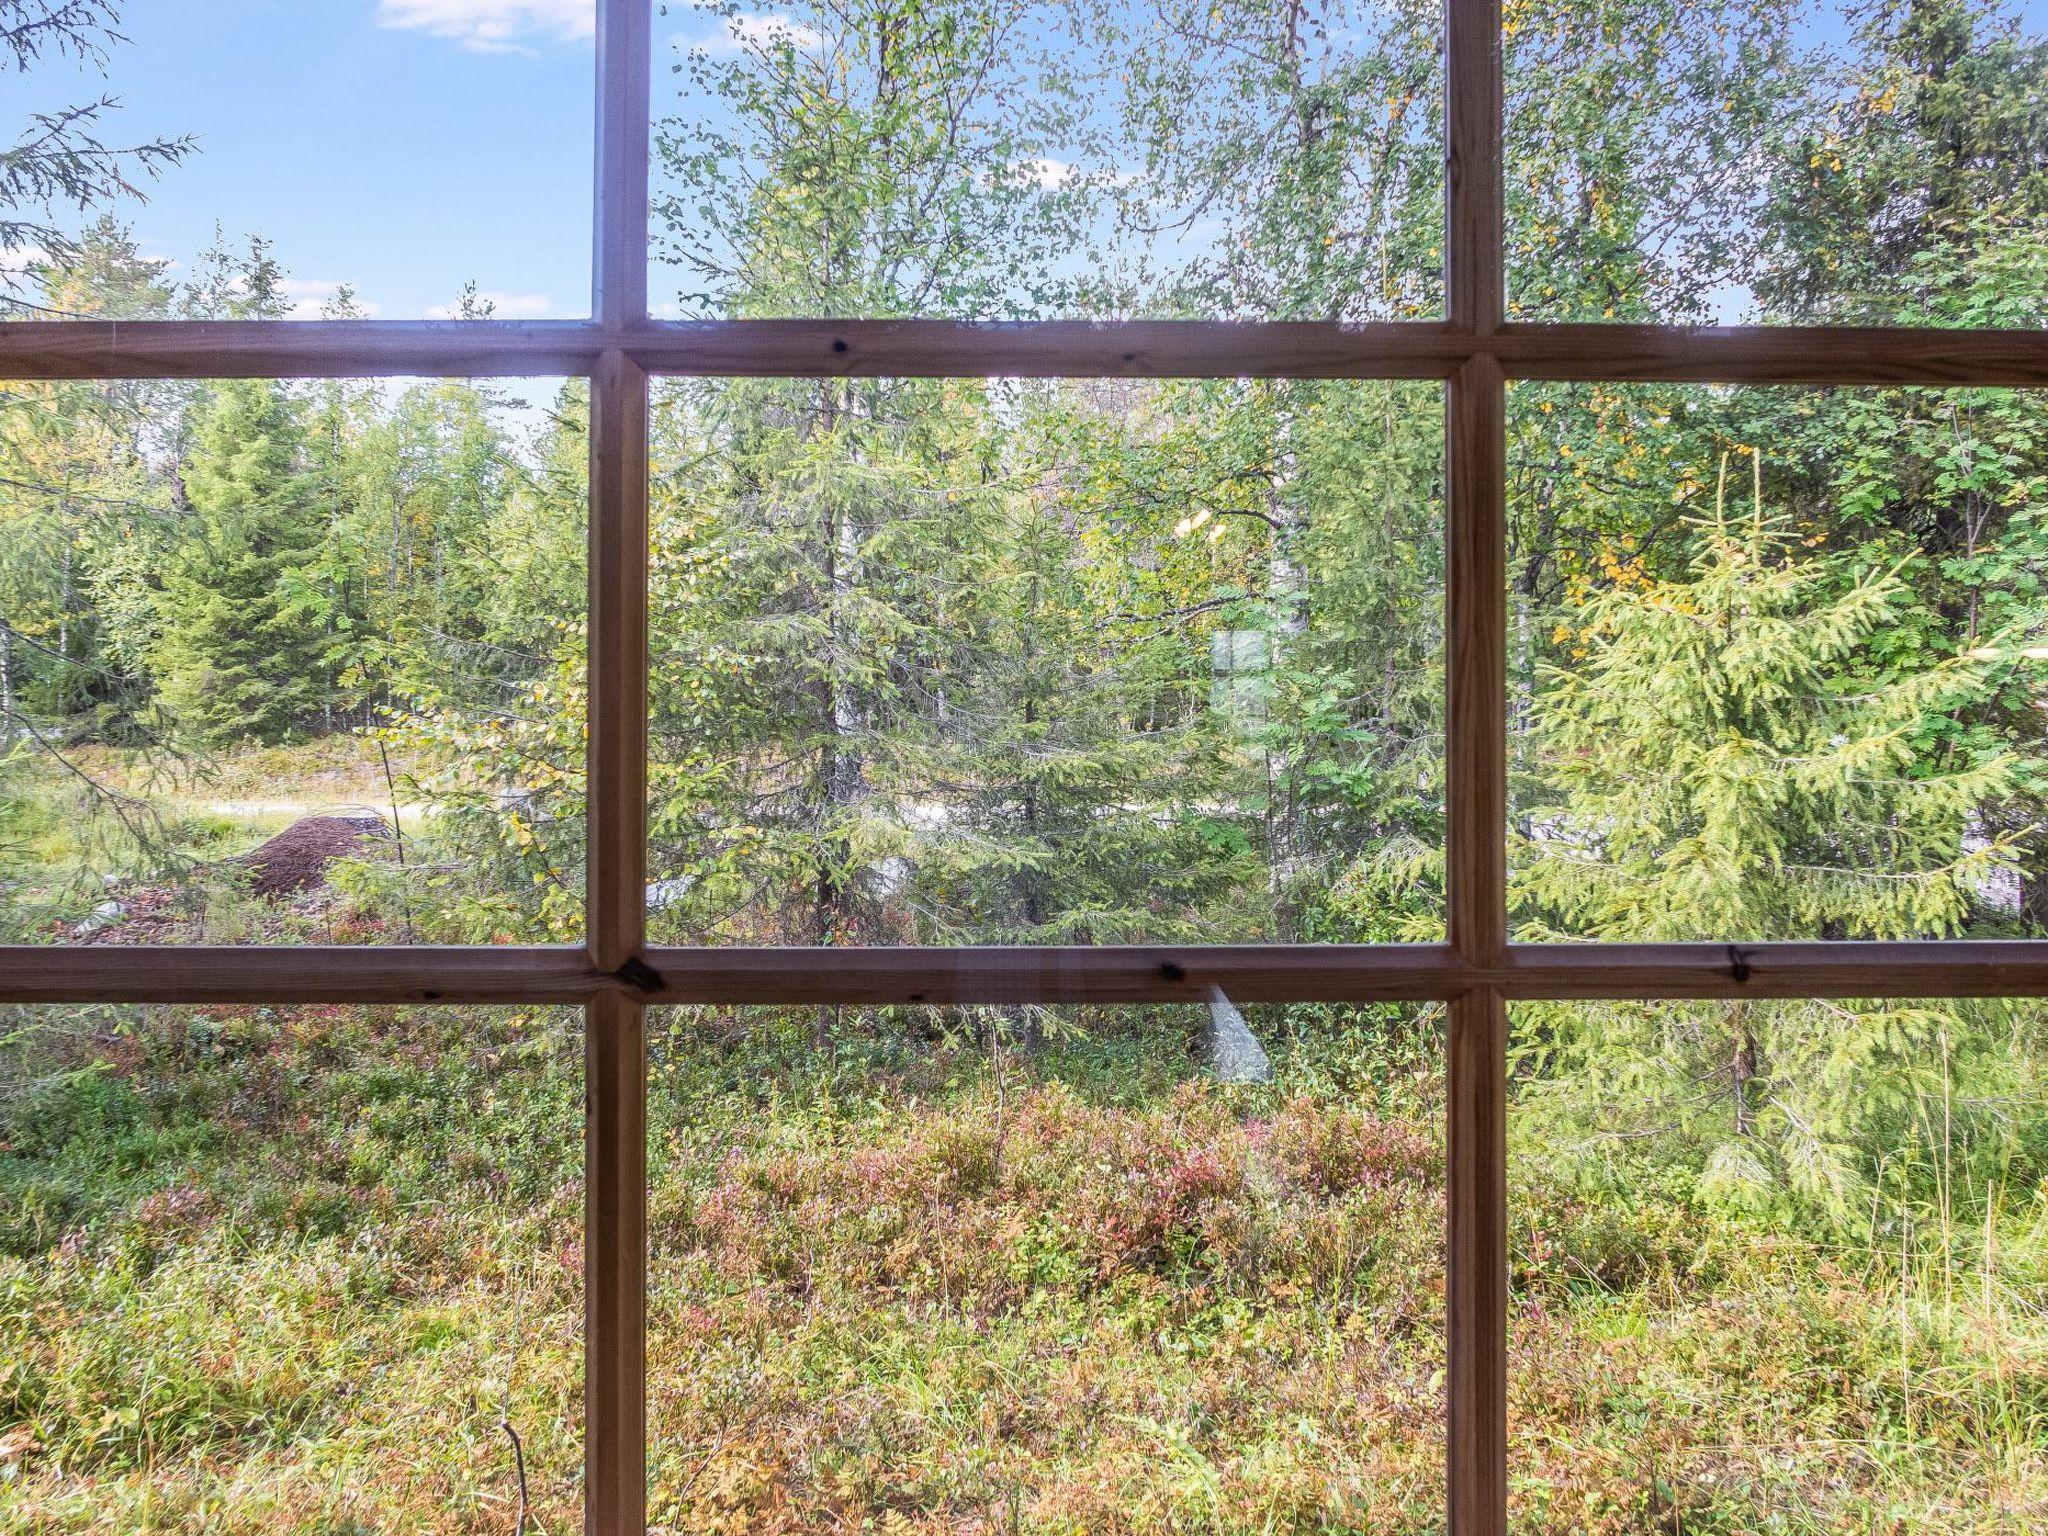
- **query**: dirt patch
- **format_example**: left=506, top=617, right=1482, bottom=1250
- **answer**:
left=232, top=814, right=395, bottom=898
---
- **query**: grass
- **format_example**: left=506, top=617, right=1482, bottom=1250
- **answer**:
left=0, top=1003, right=584, bottom=1534
left=1, top=1002, right=2042, bottom=1532
left=641, top=1010, right=1446, bottom=1534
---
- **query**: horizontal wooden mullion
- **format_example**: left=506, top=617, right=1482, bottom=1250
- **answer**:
left=1493, top=323, right=2048, bottom=387
left=3, top=318, right=2046, bottom=385
left=1496, top=941, right=2048, bottom=999
left=635, top=944, right=1467, bottom=1004
left=622, top=320, right=2048, bottom=384
left=0, top=945, right=607, bottom=1004
left=616, top=319, right=1470, bottom=377
left=5, top=941, right=2048, bottom=1007
left=0, top=320, right=608, bottom=379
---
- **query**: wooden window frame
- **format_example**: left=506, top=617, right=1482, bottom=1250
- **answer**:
left=1, top=2, right=2044, bottom=1531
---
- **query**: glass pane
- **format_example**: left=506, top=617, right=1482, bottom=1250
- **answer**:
left=0, top=376, right=587, bottom=945
left=1509, top=995, right=2048, bottom=1531
left=0, top=1003, right=582, bottom=1529
left=646, top=376, right=1446, bottom=946
left=649, top=1001, right=1447, bottom=1529
left=2, top=1, right=592, bottom=321
left=1507, top=382, right=2048, bottom=943
left=650, top=0, right=1444, bottom=320
left=1507, top=0, right=2048, bottom=326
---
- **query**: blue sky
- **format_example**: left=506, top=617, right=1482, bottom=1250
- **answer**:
left=23, top=0, right=1442, bottom=322
left=14, top=1, right=2044, bottom=324
left=15, top=0, right=605, bottom=318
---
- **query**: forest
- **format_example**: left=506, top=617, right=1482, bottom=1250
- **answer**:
left=2, top=0, right=2046, bottom=1530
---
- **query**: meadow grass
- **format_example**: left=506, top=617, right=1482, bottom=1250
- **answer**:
left=0, top=1004, right=2042, bottom=1532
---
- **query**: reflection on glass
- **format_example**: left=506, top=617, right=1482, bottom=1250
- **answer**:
left=648, top=1002, right=1446, bottom=1530
left=1508, top=382, right=2048, bottom=943
left=0, top=1004, right=582, bottom=1529
left=0, top=377, right=587, bottom=945
left=647, top=376, right=1446, bottom=946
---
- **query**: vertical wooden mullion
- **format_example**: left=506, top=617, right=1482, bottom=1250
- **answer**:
left=1446, top=982, right=1509, bottom=1534
left=594, top=0, right=652, bottom=335
left=1445, top=356, right=1510, bottom=1536
left=587, top=347, right=652, bottom=971
left=588, top=4, right=652, bottom=1535
left=1446, top=0, right=1505, bottom=339
left=1445, top=0, right=1509, bottom=1528
left=584, top=985, right=647, bottom=1536
left=1445, top=354, right=1507, bottom=969
left=585, top=348, right=650, bottom=1536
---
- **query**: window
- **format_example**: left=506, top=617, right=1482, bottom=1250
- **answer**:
left=1, top=2, right=593, bottom=321
left=650, top=0, right=1444, bottom=321
left=1, top=1003, right=584, bottom=1528
left=2, top=2, right=2043, bottom=1532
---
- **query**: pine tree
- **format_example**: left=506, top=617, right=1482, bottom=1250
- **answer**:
left=650, top=1, right=1095, bottom=952
left=0, top=220, right=171, bottom=731
left=913, top=379, right=1255, bottom=946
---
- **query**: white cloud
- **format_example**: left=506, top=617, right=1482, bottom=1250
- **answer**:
left=375, top=0, right=594, bottom=54
left=997, top=159, right=1136, bottom=193
left=690, top=12, right=824, bottom=55
left=0, top=244, right=51, bottom=267
left=279, top=278, right=383, bottom=320
left=425, top=290, right=555, bottom=319
left=1022, top=157, right=1076, bottom=190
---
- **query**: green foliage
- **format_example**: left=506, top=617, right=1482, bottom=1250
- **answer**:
left=1513, top=462, right=2036, bottom=1217
left=0, top=3, right=190, bottom=299
left=1507, top=0, right=1809, bottom=320
left=1518, top=481, right=2017, bottom=944
left=5, top=1001, right=2045, bottom=1530
left=1760, top=0, right=2048, bottom=326
left=145, top=382, right=338, bottom=746
left=0, top=3, right=2046, bottom=1519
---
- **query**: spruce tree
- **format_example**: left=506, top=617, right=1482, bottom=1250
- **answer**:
left=1514, top=459, right=2023, bottom=1211
left=149, top=381, right=335, bottom=746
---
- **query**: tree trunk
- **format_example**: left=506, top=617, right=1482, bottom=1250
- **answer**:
left=0, top=621, right=15, bottom=744
left=2019, top=835, right=2048, bottom=939
left=1731, top=1004, right=1757, bottom=1138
